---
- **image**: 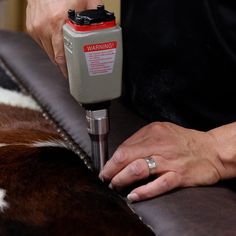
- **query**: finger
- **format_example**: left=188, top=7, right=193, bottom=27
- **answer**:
left=111, top=156, right=170, bottom=191
left=27, top=21, right=54, bottom=62
left=51, top=29, right=68, bottom=76
left=59, top=63, right=68, bottom=79
left=127, top=171, right=181, bottom=202
left=110, top=159, right=149, bottom=191
left=41, top=37, right=55, bottom=64
left=26, top=6, right=33, bottom=36
left=26, top=5, right=44, bottom=49
left=100, top=138, right=159, bottom=181
left=27, top=24, right=43, bottom=49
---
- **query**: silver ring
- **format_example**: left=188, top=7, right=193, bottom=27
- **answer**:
left=144, top=157, right=157, bottom=175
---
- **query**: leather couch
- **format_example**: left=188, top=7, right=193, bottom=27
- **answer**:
left=1, top=30, right=236, bottom=236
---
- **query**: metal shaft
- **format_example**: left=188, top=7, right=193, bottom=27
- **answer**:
left=90, top=134, right=108, bottom=171
left=86, top=109, right=109, bottom=172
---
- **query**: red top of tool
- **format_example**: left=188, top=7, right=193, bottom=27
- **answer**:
left=66, top=6, right=116, bottom=32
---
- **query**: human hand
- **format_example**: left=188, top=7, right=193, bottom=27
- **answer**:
left=99, top=122, right=225, bottom=202
left=26, top=0, right=103, bottom=77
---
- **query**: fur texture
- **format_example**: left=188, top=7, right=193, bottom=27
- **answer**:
left=0, top=189, right=8, bottom=212
left=0, top=98, right=153, bottom=235
left=0, top=88, right=40, bottom=111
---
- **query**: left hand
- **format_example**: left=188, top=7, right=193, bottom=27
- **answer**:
left=99, top=122, right=225, bottom=202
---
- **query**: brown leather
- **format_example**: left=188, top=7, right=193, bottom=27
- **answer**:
left=133, top=185, right=236, bottom=235
left=0, top=31, right=91, bottom=156
left=1, top=30, right=236, bottom=236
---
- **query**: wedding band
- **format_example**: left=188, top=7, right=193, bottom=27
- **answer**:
left=144, top=157, right=157, bottom=175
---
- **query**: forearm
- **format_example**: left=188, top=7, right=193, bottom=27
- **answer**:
left=208, top=122, right=236, bottom=179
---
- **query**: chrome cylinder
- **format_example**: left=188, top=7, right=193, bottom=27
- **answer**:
left=86, top=109, right=109, bottom=172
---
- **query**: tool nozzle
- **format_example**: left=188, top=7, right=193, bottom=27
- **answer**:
left=86, top=108, right=109, bottom=172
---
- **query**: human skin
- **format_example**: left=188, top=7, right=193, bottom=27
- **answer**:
left=26, top=0, right=103, bottom=77
left=99, top=121, right=236, bottom=202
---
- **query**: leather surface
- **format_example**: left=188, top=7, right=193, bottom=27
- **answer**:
left=133, top=185, right=236, bottom=236
left=1, top=30, right=236, bottom=236
left=0, top=31, right=91, bottom=156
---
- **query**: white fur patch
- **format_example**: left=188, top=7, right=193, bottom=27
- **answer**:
left=0, top=87, right=41, bottom=111
left=0, top=144, right=7, bottom=147
left=0, top=189, right=8, bottom=212
left=0, top=140, right=68, bottom=149
left=32, top=140, right=68, bottom=149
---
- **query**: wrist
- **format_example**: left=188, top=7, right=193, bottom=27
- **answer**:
left=208, top=126, right=236, bottom=179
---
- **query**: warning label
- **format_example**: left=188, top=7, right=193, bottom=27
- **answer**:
left=84, top=41, right=117, bottom=76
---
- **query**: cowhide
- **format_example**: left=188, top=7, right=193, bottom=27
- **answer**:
left=0, top=66, right=154, bottom=236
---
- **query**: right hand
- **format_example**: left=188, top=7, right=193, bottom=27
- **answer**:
left=26, top=0, right=103, bottom=77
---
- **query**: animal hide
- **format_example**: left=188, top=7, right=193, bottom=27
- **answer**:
left=0, top=65, right=154, bottom=235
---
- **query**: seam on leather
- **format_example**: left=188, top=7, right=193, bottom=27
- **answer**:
left=0, top=58, right=93, bottom=171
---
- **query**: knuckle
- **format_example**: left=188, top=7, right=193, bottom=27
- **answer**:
left=178, top=163, right=188, bottom=175
left=54, top=55, right=65, bottom=65
left=160, top=177, right=172, bottom=191
left=26, top=22, right=32, bottom=33
left=27, top=27, right=33, bottom=36
left=100, top=170, right=110, bottom=181
left=148, top=122, right=165, bottom=133
left=112, top=147, right=127, bottom=164
left=174, top=172, right=182, bottom=186
left=111, top=177, right=121, bottom=188
left=51, top=11, right=63, bottom=20
left=161, top=121, right=172, bottom=128
left=50, top=13, right=65, bottom=28
left=129, top=160, right=146, bottom=176
left=162, top=172, right=181, bottom=190
left=208, top=169, right=220, bottom=185
left=31, top=21, right=44, bottom=34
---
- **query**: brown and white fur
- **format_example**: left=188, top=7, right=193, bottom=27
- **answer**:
left=0, top=88, right=153, bottom=236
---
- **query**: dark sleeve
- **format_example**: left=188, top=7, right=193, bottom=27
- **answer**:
left=121, top=0, right=236, bottom=131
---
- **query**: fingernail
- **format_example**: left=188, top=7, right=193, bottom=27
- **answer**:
left=108, top=183, right=113, bottom=189
left=98, top=174, right=104, bottom=182
left=127, top=193, right=139, bottom=203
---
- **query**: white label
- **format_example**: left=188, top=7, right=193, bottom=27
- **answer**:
left=84, top=41, right=117, bottom=76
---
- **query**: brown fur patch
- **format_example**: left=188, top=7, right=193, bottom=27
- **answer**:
left=0, top=104, right=60, bottom=144
left=0, top=104, right=154, bottom=235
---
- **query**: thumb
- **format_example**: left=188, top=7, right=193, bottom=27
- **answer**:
left=59, top=63, right=68, bottom=79
left=51, top=30, right=68, bottom=78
